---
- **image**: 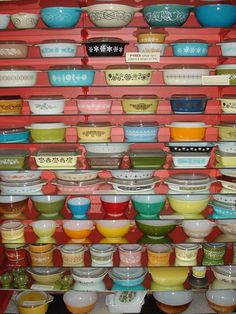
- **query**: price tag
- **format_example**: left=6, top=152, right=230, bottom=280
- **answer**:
left=126, top=52, right=160, bottom=63
left=31, top=284, right=54, bottom=291
left=202, top=75, right=230, bottom=85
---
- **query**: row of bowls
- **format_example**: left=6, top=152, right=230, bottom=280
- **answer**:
left=12, top=289, right=236, bottom=314
left=2, top=241, right=236, bottom=268
left=0, top=38, right=236, bottom=58
left=0, top=121, right=234, bottom=144
left=1, top=218, right=236, bottom=244
left=2, top=64, right=236, bottom=87
left=1, top=94, right=235, bottom=115
left=1, top=4, right=236, bottom=29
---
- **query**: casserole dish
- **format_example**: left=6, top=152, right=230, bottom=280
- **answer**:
left=216, top=64, right=236, bottom=85
left=215, top=150, right=236, bottom=167
left=108, top=177, right=160, bottom=193
left=0, top=220, right=25, bottom=241
left=217, top=95, right=236, bottom=113
left=36, top=40, right=79, bottom=58
left=77, top=95, right=112, bottom=114
left=26, top=95, right=66, bottom=115
left=48, top=66, right=95, bottom=87
left=171, top=152, right=210, bottom=168
left=211, top=201, right=236, bottom=219
left=0, top=149, right=29, bottom=170
left=142, top=4, right=193, bottom=27
left=136, top=43, right=167, bottom=55
left=85, top=143, right=128, bottom=154
left=121, top=95, right=159, bottom=114
left=0, top=179, right=47, bottom=195
left=0, top=95, right=23, bottom=115
left=108, top=267, right=146, bottom=287
left=217, top=122, right=236, bottom=141
left=59, top=244, right=86, bottom=266
left=168, top=94, right=209, bottom=114
left=83, top=4, right=139, bottom=27
left=217, top=175, right=236, bottom=191
left=11, top=12, right=39, bottom=29
left=86, top=152, right=124, bottom=169
left=194, top=4, right=236, bottom=27
left=26, top=122, right=68, bottom=143
left=166, top=122, right=210, bottom=141
left=90, top=244, right=115, bottom=266
left=213, top=193, right=236, bottom=205
left=103, top=65, right=153, bottom=86
left=55, top=170, right=98, bottom=182
left=41, top=7, right=82, bottom=28
left=167, top=142, right=214, bottom=153
left=171, top=40, right=209, bottom=57
left=0, top=41, right=29, bottom=59
left=165, top=173, right=214, bottom=192
left=129, top=148, right=166, bottom=169
left=111, top=170, right=154, bottom=180
left=83, top=37, right=128, bottom=57
left=0, top=196, right=28, bottom=218
left=136, top=31, right=167, bottom=43
left=0, top=66, right=38, bottom=87
left=118, top=244, right=144, bottom=265
left=212, top=266, right=236, bottom=283
left=162, top=65, right=210, bottom=85
left=32, top=146, right=82, bottom=169
left=0, top=127, right=29, bottom=143
left=0, top=14, right=10, bottom=29
left=123, top=121, right=159, bottom=142
left=217, top=40, right=236, bottom=57
left=76, top=122, right=112, bottom=142
left=218, top=142, right=236, bottom=153
left=51, top=178, right=103, bottom=194
left=0, top=170, right=41, bottom=182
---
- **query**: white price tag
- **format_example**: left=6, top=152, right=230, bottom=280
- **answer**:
left=31, top=284, right=54, bottom=291
left=202, top=75, right=230, bottom=85
left=126, top=52, right=160, bottom=63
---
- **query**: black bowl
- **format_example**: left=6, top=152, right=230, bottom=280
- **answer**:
left=83, top=37, right=128, bottom=57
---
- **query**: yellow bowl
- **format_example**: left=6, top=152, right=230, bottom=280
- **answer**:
left=167, top=124, right=209, bottom=141
left=76, top=122, right=112, bottom=142
left=27, top=267, right=64, bottom=284
left=0, top=220, right=25, bottom=241
left=218, top=125, right=236, bottom=140
left=15, top=291, right=53, bottom=314
left=96, top=220, right=131, bottom=239
left=0, top=96, right=23, bottom=115
left=137, top=32, right=167, bottom=43
left=31, top=220, right=56, bottom=239
left=121, top=95, right=159, bottom=114
left=216, top=153, right=236, bottom=167
left=149, top=267, right=189, bottom=287
left=168, top=195, right=210, bottom=216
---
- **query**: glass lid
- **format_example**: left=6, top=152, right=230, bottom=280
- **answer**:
left=217, top=175, right=236, bottom=183
left=105, top=65, right=151, bottom=70
left=119, top=244, right=143, bottom=252
left=61, top=244, right=84, bottom=253
left=35, top=146, right=81, bottom=156
left=111, top=177, right=160, bottom=186
left=110, top=267, right=146, bottom=280
left=77, top=122, right=112, bottom=127
left=0, top=95, right=22, bottom=100
left=0, top=66, right=35, bottom=71
left=85, top=37, right=126, bottom=43
left=28, top=95, right=65, bottom=100
left=218, top=121, right=236, bottom=127
left=212, top=265, right=236, bottom=277
left=28, top=267, right=63, bottom=275
left=122, top=94, right=158, bottom=99
left=0, top=127, right=26, bottom=134
left=220, top=94, right=236, bottom=99
left=164, top=64, right=209, bottom=69
left=124, top=121, right=159, bottom=127
left=49, top=65, right=94, bottom=70
left=54, top=178, right=101, bottom=186
left=166, top=173, right=212, bottom=185
left=0, top=149, right=30, bottom=157
left=90, top=244, right=114, bottom=253
left=0, top=179, right=45, bottom=187
left=0, top=40, right=27, bottom=44
left=129, top=147, right=166, bottom=157
left=40, top=39, right=77, bottom=44
left=77, top=95, right=112, bottom=100
left=72, top=267, right=107, bottom=277
left=168, top=94, right=208, bottom=99
left=172, top=39, right=208, bottom=44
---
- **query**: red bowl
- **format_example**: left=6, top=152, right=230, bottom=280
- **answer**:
left=4, top=245, right=27, bottom=262
left=101, top=195, right=130, bottom=217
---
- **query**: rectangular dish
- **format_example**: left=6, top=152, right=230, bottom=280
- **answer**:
left=129, top=148, right=166, bottom=169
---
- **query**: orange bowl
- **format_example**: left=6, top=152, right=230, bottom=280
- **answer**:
left=166, top=122, right=210, bottom=141
left=63, top=220, right=93, bottom=240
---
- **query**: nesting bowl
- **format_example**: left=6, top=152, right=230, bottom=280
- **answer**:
left=63, top=291, right=98, bottom=314
left=206, top=290, right=236, bottom=313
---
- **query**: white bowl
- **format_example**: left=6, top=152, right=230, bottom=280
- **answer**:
left=85, top=143, right=129, bottom=154
left=0, top=14, right=10, bottom=29
left=63, top=291, right=97, bottom=312
left=0, top=67, right=38, bottom=87
left=182, top=220, right=215, bottom=240
left=37, top=40, right=80, bottom=58
left=72, top=267, right=108, bottom=284
left=153, top=290, right=193, bottom=306
left=162, top=67, right=210, bottom=85
left=0, top=195, right=28, bottom=203
left=26, top=96, right=66, bottom=115
left=136, top=43, right=167, bottom=55
left=11, top=12, right=39, bottom=29
left=84, top=4, right=139, bottom=27
left=216, top=219, right=236, bottom=236
left=0, top=170, right=42, bottom=182
left=217, top=41, right=236, bottom=56
left=206, top=290, right=236, bottom=313
left=218, top=142, right=236, bottom=153
left=111, top=170, right=154, bottom=180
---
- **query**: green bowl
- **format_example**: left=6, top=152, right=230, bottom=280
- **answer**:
left=136, top=220, right=177, bottom=237
left=30, top=128, right=66, bottom=143
left=129, top=148, right=166, bottom=169
left=31, top=195, right=66, bottom=218
left=132, top=195, right=166, bottom=219
left=216, top=65, right=236, bottom=85
left=203, top=243, right=226, bottom=261
left=0, top=149, right=29, bottom=170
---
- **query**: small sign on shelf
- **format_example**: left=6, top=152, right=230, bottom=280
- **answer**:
left=202, top=75, right=230, bottom=85
left=126, top=52, right=160, bottom=63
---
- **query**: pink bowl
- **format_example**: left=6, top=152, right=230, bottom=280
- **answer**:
left=52, top=179, right=102, bottom=194
left=77, top=95, right=112, bottom=114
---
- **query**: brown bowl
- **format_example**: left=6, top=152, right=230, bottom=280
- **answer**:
left=0, top=41, right=29, bottom=59
left=207, top=300, right=236, bottom=313
left=155, top=300, right=191, bottom=314
left=29, top=243, right=53, bottom=253
left=0, top=196, right=28, bottom=218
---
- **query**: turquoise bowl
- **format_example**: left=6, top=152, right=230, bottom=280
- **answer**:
left=131, top=195, right=166, bottom=219
left=142, top=4, right=193, bottom=27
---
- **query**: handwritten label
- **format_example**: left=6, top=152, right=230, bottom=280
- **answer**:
left=202, top=75, right=230, bottom=85
left=126, top=52, right=160, bottom=63
left=31, top=284, right=54, bottom=291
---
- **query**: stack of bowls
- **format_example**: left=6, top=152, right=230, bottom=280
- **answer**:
left=135, top=29, right=168, bottom=56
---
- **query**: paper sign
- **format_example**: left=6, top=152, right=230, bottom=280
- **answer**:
left=31, top=284, right=54, bottom=291
left=126, top=52, right=160, bottom=63
left=202, top=75, right=230, bottom=85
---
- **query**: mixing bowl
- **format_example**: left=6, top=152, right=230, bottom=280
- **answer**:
left=41, top=7, right=83, bottom=28
left=27, top=267, right=64, bottom=285
left=67, top=197, right=91, bottom=219
left=63, top=291, right=98, bottom=314
left=14, top=291, right=53, bottom=314
left=101, top=195, right=130, bottom=217
left=96, top=220, right=131, bottom=240
left=63, top=220, right=94, bottom=242
left=206, top=290, right=236, bottom=314
left=11, top=12, right=39, bottom=29
left=0, top=196, right=28, bottom=218
left=108, top=267, right=147, bottom=288
left=131, top=195, right=166, bottom=219
left=30, top=220, right=57, bottom=243
left=31, top=195, right=66, bottom=219
left=181, top=220, right=216, bottom=242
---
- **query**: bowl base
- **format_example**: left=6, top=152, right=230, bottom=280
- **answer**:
left=112, top=283, right=145, bottom=291
left=39, top=213, right=64, bottom=219
left=1, top=213, right=27, bottom=219
left=185, top=237, right=206, bottom=243
left=135, top=214, right=160, bottom=220
left=73, top=281, right=105, bottom=291
left=72, top=214, right=87, bottom=220
left=35, top=237, right=56, bottom=244
left=202, top=257, right=224, bottom=266
left=150, top=281, right=184, bottom=291
left=68, top=238, right=91, bottom=244
left=139, top=235, right=171, bottom=244
left=174, top=257, right=197, bottom=266
left=99, top=237, right=129, bottom=244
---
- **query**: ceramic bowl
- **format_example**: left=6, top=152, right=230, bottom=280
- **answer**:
left=15, top=291, right=53, bottom=314
left=206, top=290, right=236, bottom=313
left=27, top=267, right=64, bottom=284
left=41, top=7, right=82, bottom=28
left=181, top=220, right=215, bottom=241
left=153, top=290, right=193, bottom=314
left=72, top=267, right=108, bottom=284
left=0, top=14, right=10, bottom=29
left=136, top=220, right=177, bottom=238
left=0, top=196, right=28, bottom=218
left=101, top=195, right=130, bottom=217
left=149, top=267, right=189, bottom=287
left=31, top=220, right=56, bottom=241
left=166, top=122, right=210, bottom=141
left=31, top=195, right=66, bottom=218
left=11, top=12, right=39, bottom=29
left=96, top=220, right=132, bottom=239
left=109, top=267, right=147, bottom=287
left=63, top=291, right=98, bottom=314
left=84, top=4, right=139, bottom=27
left=63, top=220, right=94, bottom=241
left=67, top=197, right=91, bottom=219
left=131, top=195, right=166, bottom=219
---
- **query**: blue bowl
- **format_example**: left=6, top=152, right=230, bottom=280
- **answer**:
left=41, top=7, right=83, bottom=28
left=109, top=268, right=146, bottom=287
left=48, top=66, right=95, bottom=86
left=171, top=41, right=209, bottom=57
left=67, top=197, right=91, bottom=219
left=142, top=4, right=193, bottom=27
left=194, top=4, right=236, bottom=27
left=0, top=128, right=30, bottom=143
left=210, top=201, right=236, bottom=219
left=168, top=94, right=209, bottom=113
left=123, top=122, right=159, bottom=142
